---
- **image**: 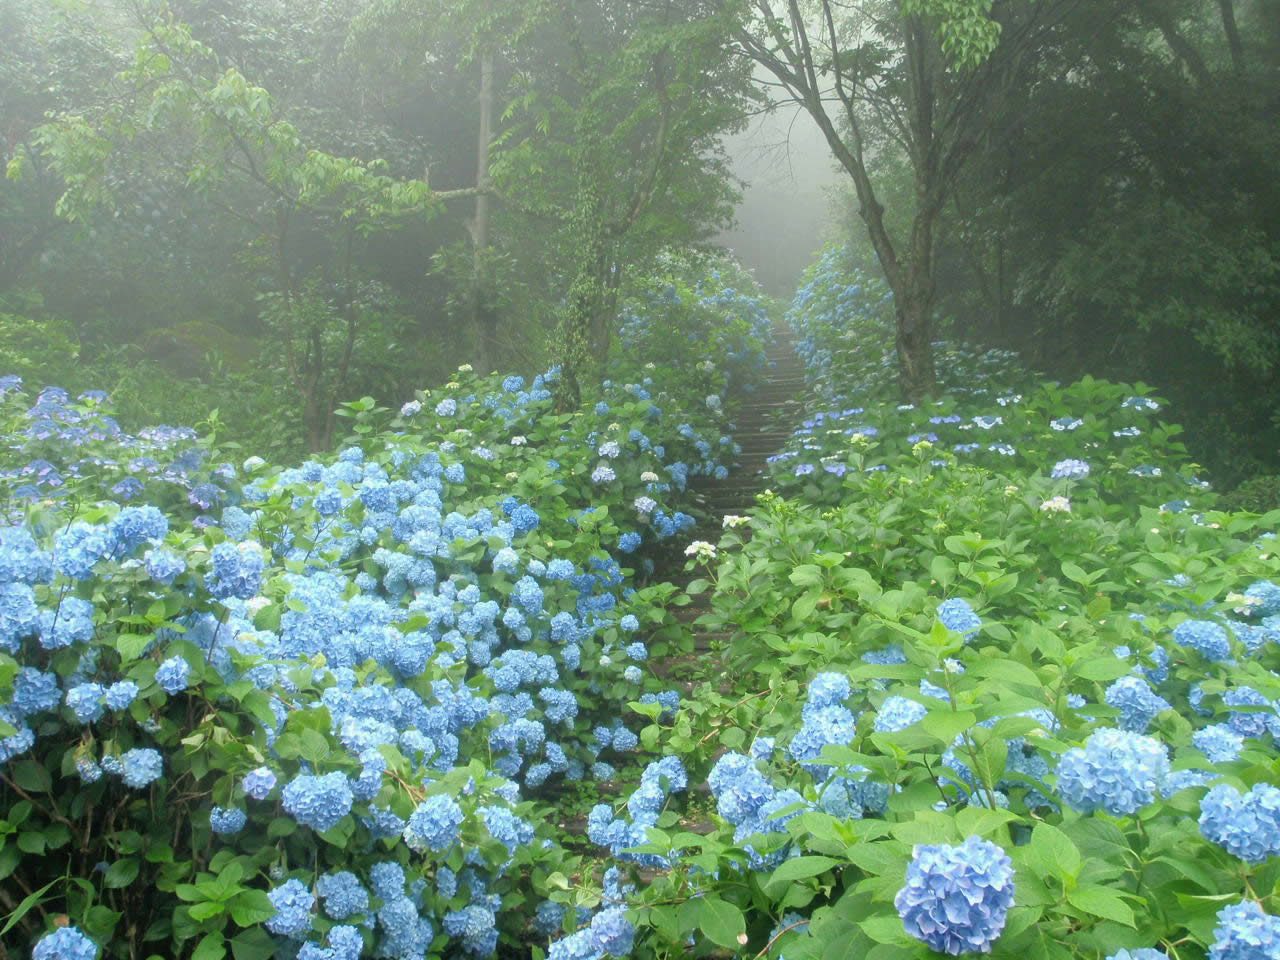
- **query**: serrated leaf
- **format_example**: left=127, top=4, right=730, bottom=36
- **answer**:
left=921, top=709, right=976, bottom=745
left=228, top=890, right=275, bottom=927
left=188, top=901, right=226, bottom=922
left=1067, top=886, right=1135, bottom=926
left=764, top=856, right=841, bottom=895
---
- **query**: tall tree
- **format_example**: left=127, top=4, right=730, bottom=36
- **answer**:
left=34, top=5, right=481, bottom=450
left=728, top=0, right=1078, bottom=402
left=491, top=0, right=755, bottom=407
left=942, top=0, right=1280, bottom=480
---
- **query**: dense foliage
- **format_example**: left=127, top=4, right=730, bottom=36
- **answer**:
left=0, top=262, right=772, bottom=959
left=557, top=249, right=1280, bottom=960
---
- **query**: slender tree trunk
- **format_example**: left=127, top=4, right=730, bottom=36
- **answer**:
left=554, top=169, right=608, bottom=411
left=1218, top=0, right=1244, bottom=72
left=470, top=49, right=497, bottom=372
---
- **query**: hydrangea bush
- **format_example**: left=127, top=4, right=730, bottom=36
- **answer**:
left=0, top=260, right=775, bottom=958
left=554, top=254, right=1280, bottom=960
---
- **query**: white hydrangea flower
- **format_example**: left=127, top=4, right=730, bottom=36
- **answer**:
left=684, top=541, right=717, bottom=561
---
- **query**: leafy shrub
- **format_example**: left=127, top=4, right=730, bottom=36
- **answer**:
left=0, top=262, right=773, bottom=958
left=562, top=251, right=1280, bottom=960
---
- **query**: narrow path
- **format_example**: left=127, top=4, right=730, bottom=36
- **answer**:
left=555, top=331, right=807, bottom=837
left=666, top=328, right=807, bottom=660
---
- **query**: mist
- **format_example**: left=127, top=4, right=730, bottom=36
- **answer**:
left=717, top=96, right=845, bottom=297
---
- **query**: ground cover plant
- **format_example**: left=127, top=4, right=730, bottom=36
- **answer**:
left=0, top=257, right=772, bottom=959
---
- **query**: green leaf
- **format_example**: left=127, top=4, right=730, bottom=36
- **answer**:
left=104, top=857, right=141, bottom=889
left=696, top=897, right=745, bottom=949
left=10, top=760, right=51, bottom=793
left=764, top=856, right=841, bottom=895
left=0, top=877, right=58, bottom=936
left=1061, top=561, right=1090, bottom=585
left=117, top=633, right=153, bottom=661
left=1071, top=658, right=1132, bottom=682
left=860, top=914, right=911, bottom=944
left=1066, top=886, right=1135, bottom=926
left=228, top=890, right=275, bottom=928
left=1028, top=823, right=1081, bottom=882
left=189, top=901, right=226, bottom=922
left=193, top=932, right=227, bottom=960
left=844, top=841, right=907, bottom=876
left=921, top=709, right=976, bottom=745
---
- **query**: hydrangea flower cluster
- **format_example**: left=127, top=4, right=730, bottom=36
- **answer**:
left=1209, top=901, right=1280, bottom=960
left=1055, top=728, right=1169, bottom=816
left=788, top=672, right=858, bottom=777
left=588, top=757, right=688, bottom=867
left=1199, top=783, right=1280, bottom=862
left=708, top=752, right=809, bottom=869
left=937, top=599, right=982, bottom=641
left=894, top=836, right=1015, bottom=955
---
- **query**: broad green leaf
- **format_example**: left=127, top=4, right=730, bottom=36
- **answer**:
left=764, top=856, right=841, bottom=895
left=1067, top=886, right=1135, bottom=926
left=695, top=897, right=744, bottom=949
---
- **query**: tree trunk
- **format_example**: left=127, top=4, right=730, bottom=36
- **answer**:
left=1218, top=0, right=1244, bottom=72
left=893, top=271, right=937, bottom=403
left=471, top=49, right=496, bottom=372
left=554, top=173, right=608, bottom=411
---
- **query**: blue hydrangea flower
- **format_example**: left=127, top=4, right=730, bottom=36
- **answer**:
left=36, top=597, right=94, bottom=651
left=317, top=871, right=369, bottom=920
left=1244, top=581, right=1280, bottom=618
left=404, top=794, right=464, bottom=853
left=210, top=806, right=247, bottom=835
left=1104, top=676, right=1170, bottom=732
left=156, top=656, right=191, bottom=694
left=937, top=599, right=981, bottom=640
left=1224, top=687, right=1280, bottom=740
left=11, top=668, right=61, bottom=718
left=443, top=903, right=499, bottom=956
left=104, top=681, right=138, bottom=711
left=1194, top=724, right=1244, bottom=763
left=243, top=766, right=277, bottom=799
left=1106, top=950, right=1168, bottom=960
left=534, top=900, right=566, bottom=936
left=266, top=878, right=316, bottom=938
left=108, top=505, right=168, bottom=551
left=588, top=907, right=634, bottom=956
left=299, top=925, right=362, bottom=960
left=1051, top=459, right=1090, bottom=479
left=1055, top=728, right=1169, bottom=816
left=1173, top=620, right=1231, bottom=661
left=283, top=772, right=354, bottom=832
left=120, top=748, right=163, bottom=788
left=0, top=578, right=40, bottom=655
left=1209, top=901, right=1280, bottom=960
left=806, top=672, right=851, bottom=708
left=1199, top=783, right=1280, bottom=862
left=65, top=683, right=105, bottom=724
left=206, top=541, right=265, bottom=600
left=32, top=926, right=100, bottom=960
left=875, top=696, right=928, bottom=733
left=894, top=835, right=1015, bottom=955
